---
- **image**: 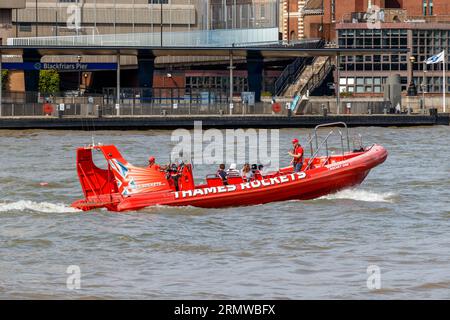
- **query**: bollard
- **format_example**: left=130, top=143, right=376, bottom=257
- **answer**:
left=322, top=106, right=328, bottom=117
left=97, top=105, right=102, bottom=118
left=429, top=108, right=438, bottom=117
left=287, top=108, right=292, bottom=117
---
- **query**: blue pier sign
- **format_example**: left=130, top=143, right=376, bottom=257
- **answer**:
left=1, top=62, right=118, bottom=71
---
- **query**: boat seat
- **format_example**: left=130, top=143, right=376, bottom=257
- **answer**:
left=206, top=175, right=224, bottom=187
left=227, top=177, right=244, bottom=185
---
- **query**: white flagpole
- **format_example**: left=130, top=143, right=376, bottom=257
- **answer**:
left=443, top=51, right=446, bottom=113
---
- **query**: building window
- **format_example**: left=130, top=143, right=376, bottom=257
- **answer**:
left=340, top=77, right=390, bottom=94
left=186, top=76, right=248, bottom=94
left=19, top=23, right=32, bottom=32
left=149, top=0, right=169, bottom=4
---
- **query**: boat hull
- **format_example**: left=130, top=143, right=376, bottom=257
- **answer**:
left=72, top=144, right=387, bottom=212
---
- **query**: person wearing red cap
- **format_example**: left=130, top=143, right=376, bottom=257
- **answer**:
left=288, top=138, right=304, bottom=172
left=148, top=156, right=168, bottom=171
left=148, top=156, right=162, bottom=171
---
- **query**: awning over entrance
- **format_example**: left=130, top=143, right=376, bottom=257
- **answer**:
left=302, top=0, right=324, bottom=16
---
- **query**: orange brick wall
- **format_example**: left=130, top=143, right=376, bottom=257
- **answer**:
left=402, top=0, right=450, bottom=16
left=6, top=71, right=25, bottom=92
left=153, top=73, right=185, bottom=89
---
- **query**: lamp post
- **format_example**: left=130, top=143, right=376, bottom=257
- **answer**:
left=336, top=52, right=341, bottom=114
left=160, top=0, right=163, bottom=47
left=77, top=55, right=82, bottom=96
left=407, top=56, right=417, bottom=96
left=228, top=51, right=235, bottom=115
left=421, top=62, right=427, bottom=114
left=83, top=73, right=88, bottom=92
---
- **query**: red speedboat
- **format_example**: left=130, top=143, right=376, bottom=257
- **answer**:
left=72, top=123, right=387, bottom=212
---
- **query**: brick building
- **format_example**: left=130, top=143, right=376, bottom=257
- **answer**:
left=303, top=0, right=450, bottom=42
left=281, top=0, right=306, bottom=41
left=299, top=0, right=450, bottom=105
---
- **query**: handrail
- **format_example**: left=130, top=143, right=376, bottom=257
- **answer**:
left=298, top=56, right=333, bottom=97
left=303, top=122, right=361, bottom=172
left=339, top=10, right=450, bottom=24
left=306, top=133, right=314, bottom=157
left=8, top=28, right=280, bottom=47
left=314, top=122, right=350, bottom=153
left=338, top=129, right=345, bottom=157
left=305, top=130, right=334, bottom=171
left=275, top=39, right=325, bottom=96
left=275, top=57, right=307, bottom=96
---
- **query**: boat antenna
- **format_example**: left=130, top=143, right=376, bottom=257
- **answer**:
left=90, top=105, right=97, bottom=146
left=168, top=150, right=172, bottom=168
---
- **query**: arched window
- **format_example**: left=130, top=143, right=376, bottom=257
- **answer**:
left=290, top=31, right=296, bottom=41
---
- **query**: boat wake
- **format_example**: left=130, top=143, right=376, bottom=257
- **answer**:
left=319, top=189, right=398, bottom=203
left=0, top=200, right=81, bottom=213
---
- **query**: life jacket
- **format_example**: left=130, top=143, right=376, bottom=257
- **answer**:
left=293, top=145, right=304, bottom=164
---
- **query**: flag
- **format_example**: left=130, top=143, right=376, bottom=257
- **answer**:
left=425, top=51, right=445, bottom=64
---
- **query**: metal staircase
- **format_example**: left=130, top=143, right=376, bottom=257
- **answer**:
left=275, top=40, right=325, bottom=97
left=286, top=56, right=332, bottom=97
left=291, top=56, right=334, bottom=114
left=274, top=57, right=311, bottom=96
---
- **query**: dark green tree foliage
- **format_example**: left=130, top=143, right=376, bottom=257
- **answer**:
left=39, top=70, right=60, bottom=94
left=1, top=70, right=8, bottom=90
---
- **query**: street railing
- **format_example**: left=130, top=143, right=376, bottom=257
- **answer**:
left=0, top=101, right=285, bottom=117
left=0, top=89, right=290, bottom=117
left=1, top=89, right=408, bottom=118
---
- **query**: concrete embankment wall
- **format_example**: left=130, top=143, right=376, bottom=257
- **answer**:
left=0, top=114, right=448, bottom=130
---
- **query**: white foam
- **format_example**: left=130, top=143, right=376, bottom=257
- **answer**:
left=0, top=200, right=81, bottom=213
left=319, top=189, right=397, bottom=203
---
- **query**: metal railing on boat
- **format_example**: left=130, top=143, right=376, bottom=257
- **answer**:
left=305, top=122, right=352, bottom=171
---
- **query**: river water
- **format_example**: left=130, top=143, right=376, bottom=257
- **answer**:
left=0, top=126, right=449, bottom=299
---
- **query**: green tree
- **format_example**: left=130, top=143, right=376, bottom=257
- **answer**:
left=39, top=70, right=60, bottom=94
left=1, top=70, right=8, bottom=90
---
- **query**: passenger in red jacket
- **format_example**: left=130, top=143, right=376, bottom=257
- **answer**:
left=288, top=138, right=304, bottom=172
